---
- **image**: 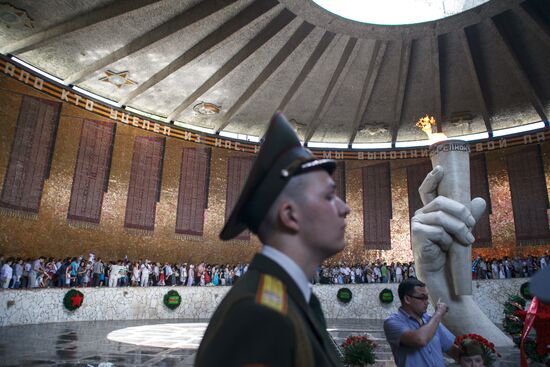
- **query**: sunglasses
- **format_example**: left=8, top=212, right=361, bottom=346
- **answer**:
left=407, top=294, right=429, bottom=301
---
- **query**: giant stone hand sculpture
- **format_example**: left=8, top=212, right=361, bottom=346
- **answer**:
left=411, top=165, right=513, bottom=347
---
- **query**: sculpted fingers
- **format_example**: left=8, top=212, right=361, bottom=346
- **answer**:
left=418, top=166, right=443, bottom=205
left=411, top=221, right=447, bottom=272
left=411, top=218, right=453, bottom=251
left=414, top=211, right=474, bottom=246
left=420, top=196, right=475, bottom=229
left=470, top=197, right=486, bottom=222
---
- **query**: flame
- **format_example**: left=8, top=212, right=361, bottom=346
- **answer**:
left=416, top=115, right=447, bottom=143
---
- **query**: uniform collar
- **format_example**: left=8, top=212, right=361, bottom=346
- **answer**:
left=261, top=245, right=312, bottom=303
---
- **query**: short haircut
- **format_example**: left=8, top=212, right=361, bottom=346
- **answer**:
left=398, top=278, right=426, bottom=303
left=256, top=173, right=310, bottom=243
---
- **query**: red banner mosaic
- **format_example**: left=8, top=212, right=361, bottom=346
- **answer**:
left=225, top=156, right=253, bottom=241
left=506, top=145, right=550, bottom=245
left=124, top=136, right=165, bottom=232
left=363, top=162, right=392, bottom=250
left=67, top=119, right=115, bottom=224
left=0, top=95, right=60, bottom=216
left=470, top=153, right=492, bottom=247
left=175, top=147, right=211, bottom=236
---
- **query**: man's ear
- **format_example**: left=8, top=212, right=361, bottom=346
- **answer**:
left=278, top=200, right=300, bottom=233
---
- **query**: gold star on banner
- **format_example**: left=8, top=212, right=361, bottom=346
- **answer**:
left=99, top=70, right=137, bottom=89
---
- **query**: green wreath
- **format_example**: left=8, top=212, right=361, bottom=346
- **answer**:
left=379, top=288, right=394, bottom=304
left=520, top=282, right=533, bottom=300
left=63, top=289, right=84, bottom=311
left=337, top=288, right=353, bottom=303
left=502, top=294, right=525, bottom=335
left=163, top=290, right=182, bottom=310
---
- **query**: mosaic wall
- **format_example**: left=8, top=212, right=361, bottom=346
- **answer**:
left=0, top=75, right=549, bottom=264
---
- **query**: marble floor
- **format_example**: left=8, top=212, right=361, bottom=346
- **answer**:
left=0, top=319, right=524, bottom=367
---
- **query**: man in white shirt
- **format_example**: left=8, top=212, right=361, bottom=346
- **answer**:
left=164, top=263, right=173, bottom=285
left=30, top=257, right=44, bottom=288
left=140, top=261, right=151, bottom=287
left=1, top=258, right=14, bottom=288
left=395, top=263, right=403, bottom=283
left=13, top=258, right=23, bottom=289
left=109, top=262, right=121, bottom=288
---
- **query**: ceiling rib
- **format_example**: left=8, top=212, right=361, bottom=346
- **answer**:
left=490, top=18, right=548, bottom=124
left=459, top=28, right=493, bottom=136
left=257, top=30, right=336, bottom=140
left=517, top=2, right=550, bottom=48
left=65, top=0, right=241, bottom=85
left=120, top=0, right=279, bottom=106
left=166, top=9, right=296, bottom=122
left=432, top=35, right=443, bottom=132
left=277, top=31, right=336, bottom=112
left=391, top=39, right=412, bottom=146
left=2, top=0, right=162, bottom=55
left=215, top=21, right=315, bottom=133
left=303, top=37, right=358, bottom=143
left=348, top=40, right=387, bottom=145
left=515, top=6, right=550, bottom=49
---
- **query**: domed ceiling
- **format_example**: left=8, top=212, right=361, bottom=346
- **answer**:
left=1, top=0, right=549, bottom=147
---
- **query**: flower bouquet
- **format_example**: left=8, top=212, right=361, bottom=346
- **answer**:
left=341, top=335, right=377, bottom=366
left=455, top=333, right=500, bottom=367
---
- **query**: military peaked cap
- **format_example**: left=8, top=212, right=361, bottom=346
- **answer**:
left=219, top=112, right=336, bottom=240
left=530, top=266, right=550, bottom=303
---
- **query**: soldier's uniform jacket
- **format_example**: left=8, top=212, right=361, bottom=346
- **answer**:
left=195, top=253, right=343, bottom=367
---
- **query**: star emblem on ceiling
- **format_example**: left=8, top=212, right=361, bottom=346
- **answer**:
left=0, top=4, right=34, bottom=29
left=99, top=70, right=137, bottom=89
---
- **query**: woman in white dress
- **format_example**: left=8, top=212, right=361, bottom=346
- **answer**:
left=132, top=262, right=140, bottom=286
left=187, top=265, right=194, bottom=286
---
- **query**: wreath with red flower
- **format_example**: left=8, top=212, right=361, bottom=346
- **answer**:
left=341, top=335, right=377, bottom=365
left=455, top=333, right=500, bottom=367
left=502, top=294, right=550, bottom=364
left=63, top=289, right=84, bottom=311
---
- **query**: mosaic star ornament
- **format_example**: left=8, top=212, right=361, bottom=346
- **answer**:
left=99, top=70, right=137, bottom=88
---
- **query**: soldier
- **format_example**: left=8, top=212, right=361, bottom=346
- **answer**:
left=195, top=112, right=350, bottom=367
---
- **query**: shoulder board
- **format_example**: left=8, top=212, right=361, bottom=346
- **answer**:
left=255, top=274, right=288, bottom=315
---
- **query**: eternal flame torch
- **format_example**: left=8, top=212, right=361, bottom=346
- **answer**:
left=417, top=116, right=472, bottom=296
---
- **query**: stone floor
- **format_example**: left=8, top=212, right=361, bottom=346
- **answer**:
left=0, top=319, right=527, bottom=366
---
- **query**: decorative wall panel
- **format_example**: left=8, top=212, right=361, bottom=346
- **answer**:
left=225, top=157, right=253, bottom=241
left=406, top=160, right=432, bottom=247
left=124, top=136, right=165, bottom=232
left=470, top=153, right=492, bottom=247
left=175, top=147, right=211, bottom=238
left=506, top=145, right=550, bottom=245
left=0, top=95, right=60, bottom=217
left=67, top=119, right=115, bottom=225
left=334, top=161, right=346, bottom=202
left=363, top=162, right=392, bottom=249
left=0, top=79, right=549, bottom=264
left=406, top=160, right=432, bottom=220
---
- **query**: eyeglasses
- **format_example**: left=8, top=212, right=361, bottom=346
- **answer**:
left=407, top=294, right=429, bottom=301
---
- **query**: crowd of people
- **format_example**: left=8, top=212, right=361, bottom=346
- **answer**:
left=0, top=253, right=547, bottom=290
left=471, top=254, right=547, bottom=279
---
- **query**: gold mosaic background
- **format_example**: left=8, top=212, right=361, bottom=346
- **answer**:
left=0, top=75, right=548, bottom=264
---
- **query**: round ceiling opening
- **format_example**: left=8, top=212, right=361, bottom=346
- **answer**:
left=311, top=0, right=491, bottom=25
